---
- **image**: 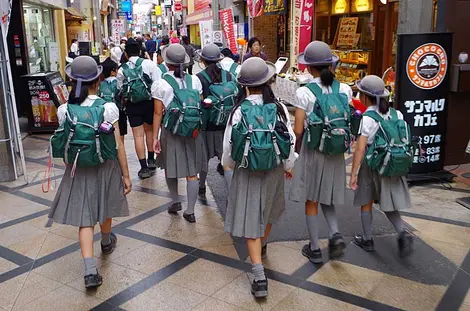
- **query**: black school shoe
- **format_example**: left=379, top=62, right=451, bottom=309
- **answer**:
left=138, top=167, right=152, bottom=179
left=148, top=158, right=157, bottom=171
left=353, top=235, right=375, bottom=252
left=301, top=243, right=323, bottom=264
left=84, top=273, right=103, bottom=289
left=217, top=163, right=225, bottom=176
left=329, top=233, right=346, bottom=259
left=198, top=187, right=206, bottom=197
left=101, top=232, right=118, bottom=255
left=398, top=231, right=414, bottom=258
left=261, top=244, right=267, bottom=259
left=168, top=202, right=182, bottom=214
left=183, top=213, right=196, bottom=223
left=251, top=279, right=268, bottom=298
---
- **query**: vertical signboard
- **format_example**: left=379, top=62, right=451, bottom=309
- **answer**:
left=111, top=19, right=125, bottom=44
left=199, top=20, right=213, bottom=47
left=396, top=33, right=453, bottom=174
left=219, top=8, right=237, bottom=54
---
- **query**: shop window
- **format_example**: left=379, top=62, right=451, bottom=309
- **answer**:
left=23, top=3, right=55, bottom=73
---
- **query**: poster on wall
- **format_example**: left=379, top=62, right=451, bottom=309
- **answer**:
left=396, top=33, right=453, bottom=175
left=264, top=0, right=286, bottom=15
left=199, top=20, right=213, bottom=47
left=219, top=8, right=237, bottom=54
left=335, top=17, right=359, bottom=48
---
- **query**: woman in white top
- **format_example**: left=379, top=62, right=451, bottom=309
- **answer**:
left=222, top=57, right=297, bottom=298
left=152, top=44, right=206, bottom=223
left=289, top=41, right=352, bottom=264
left=48, top=56, right=131, bottom=288
left=350, top=75, right=413, bottom=257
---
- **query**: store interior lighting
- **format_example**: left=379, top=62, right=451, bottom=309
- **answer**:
left=380, top=0, right=387, bottom=3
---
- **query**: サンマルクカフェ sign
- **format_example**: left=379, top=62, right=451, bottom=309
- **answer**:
left=396, top=33, right=453, bottom=175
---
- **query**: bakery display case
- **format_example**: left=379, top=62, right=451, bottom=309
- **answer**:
left=333, top=49, right=370, bottom=86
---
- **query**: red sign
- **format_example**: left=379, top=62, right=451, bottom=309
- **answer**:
left=174, top=3, right=182, bottom=11
left=247, top=0, right=263, bottom=17
left=194, top=0, right=210, bottom=11
left=219, top=8, right=237, bottom=54
left=298, top=0, right=314, bottom=69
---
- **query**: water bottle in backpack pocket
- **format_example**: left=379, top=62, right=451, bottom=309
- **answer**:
left=231, top=101, right=291, bottom=171
left=364, top=108, right=413, bottom=177
left=162, top=74, right=202, bottom=138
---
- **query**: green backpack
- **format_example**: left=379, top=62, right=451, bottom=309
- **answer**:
left=51, top=98, right=117, bottom=168
left=364, top=108, right=413, bottom=177
left=99, top=79, right=122, bottom=109
left=158, top=63, right=168, bottom=74
left=200, top=69, right=239, bottom=127
left=163, top=74, right=202, bottom=138
left=304, top=80, right=351, bottom=155
left=122, top=58, right=152, bottom=103
left=231, top=101, right=291, bottom=171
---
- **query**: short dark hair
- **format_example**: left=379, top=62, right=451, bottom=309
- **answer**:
left=221, top=48, right=234, bottom=60
left=247, top=37, right=260, bottom=49
left=102, top=59, right=118, bottom=78
left=181, top=35, right=189, bottom=45
left=161, top=35, right=170, bottom=45
left=72, top=39, right=77, bottom=43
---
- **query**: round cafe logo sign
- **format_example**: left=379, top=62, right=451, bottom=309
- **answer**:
left=406, top=43, right=447, bottom=90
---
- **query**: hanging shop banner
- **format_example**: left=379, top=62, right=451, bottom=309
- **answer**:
left=264, top=0, right=286, bottom=15
left=248, top=0, right=263, bottom=17
left=396, top=33, right=453, bottom=174
left=292, top=0, right=302, bottom=66
left=199, top=20, right=213, bottom=47
left=111, top=19, right=125, bottom=44
left=0, top=0, right=12, bottom=37
left=219, top=8, right=237, bottom=54
left=292, top=0, right=314, bottom=69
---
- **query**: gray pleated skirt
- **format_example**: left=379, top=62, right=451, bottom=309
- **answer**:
left=48, top=160, right=129, bottom=227
left=202, top=130, right=224, bottom=161
left=353, top=161, right=411, bottom=212
left=289, top=142, right=346, bottom=205
left=224, top=165, right=285, bottom=239
left=158, top=128, right=207, bottom=178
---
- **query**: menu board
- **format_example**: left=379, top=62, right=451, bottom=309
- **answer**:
left=336, top=17, right=359, bottom=48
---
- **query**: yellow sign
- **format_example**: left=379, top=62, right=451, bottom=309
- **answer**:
left=155, top=5, right=162, bottom=15
left=355, top=0, right=370, bottom=12
left=332, top=0, right=348, bottom=14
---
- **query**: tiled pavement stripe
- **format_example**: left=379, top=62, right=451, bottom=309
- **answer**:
left=24, top=156, right=66, bottom=170
left=27, top=135, right=51, bottom=142
left=435, top=250, right=470, bottom=311
left=0, top=210, right=49, bottom=230
left=91, top=255, right=199, bottom=310
left=401, top=211, right=470, bottom=228
left=115, top=228, right=405, bottom=311
left=0, top=245, right=33, bottom=266
left=0, top=184, right=53, bottom=207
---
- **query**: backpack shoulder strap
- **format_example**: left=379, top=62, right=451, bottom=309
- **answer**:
left=199, top=70, right=211, bottom=84
left=158, top=63, right=167, bottom=73
left=331, top=79, right=340, bottom=94
left=93, top=98, right=107, bottom=106
left=184, top=74, right=193, bottom=89
left=363, top=110, right=383, bottom=122
left=389, top=108, right=398, bottom=120
left=221, top=69, right=228, bottom=83
left=135, top=58, right=144, bottom=67
left=163, top=75, right=180, bottom=91
left=305, top=82, right=323, bottom=100
left=230, top=62, right=238, bottom=74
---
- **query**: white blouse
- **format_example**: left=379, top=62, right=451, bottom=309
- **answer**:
left=221, top=94, right=298, bottom=171
left=151, top=72, right=203, bottom=107
left=359, top=105, right=404, bottom=145
left=57, top=95, right=119, bottom=126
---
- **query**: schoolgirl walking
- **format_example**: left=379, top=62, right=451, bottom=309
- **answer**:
left=350, top=75, right=413, bottom=257
left=48, top=56, right=132, bottom=288
left=290, top=41, right=353, bottom=263
left=196, top=43, right=239, bottom=195
left=222, top=57, right=297, bottom=298
left=152, top=44, right=206, bottom=223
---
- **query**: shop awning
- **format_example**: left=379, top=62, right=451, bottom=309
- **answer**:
left=65, top=7, right=86, bottom=20
left=185, top=7, right=212, bottom=25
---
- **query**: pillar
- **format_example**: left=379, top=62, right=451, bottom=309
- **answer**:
left=397, top=0, right=434, bottom=34
left=54, top=9, right=68, bottom=78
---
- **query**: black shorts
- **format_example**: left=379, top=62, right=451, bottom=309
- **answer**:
left=125, top=100, right=154, bottom=127
left=118, top=109, right=128, bottom=136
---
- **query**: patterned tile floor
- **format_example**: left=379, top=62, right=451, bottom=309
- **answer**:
left=0, top=134, right=469, bottom=311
